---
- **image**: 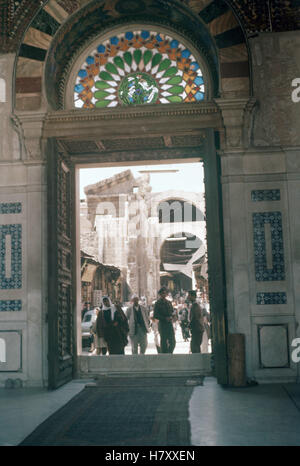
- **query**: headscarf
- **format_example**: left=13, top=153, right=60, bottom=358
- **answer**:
left=131, top=294, right=139, bottom=307
left=101, top=296, right=115, bottom=320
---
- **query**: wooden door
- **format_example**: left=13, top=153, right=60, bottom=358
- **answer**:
left=47, top=139, right=75, bottom=389
left=204, top=130, right=228, bottom=385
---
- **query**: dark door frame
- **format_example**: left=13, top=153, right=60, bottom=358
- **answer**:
left=45, top=105, right=228, bottom=388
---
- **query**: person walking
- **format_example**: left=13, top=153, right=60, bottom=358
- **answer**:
left=188, top=290, right=205, bottom=353
left=178, top=305, right=190, bottom=342
left=81, top=302, right=90, bottom=321
left=126, top=295, right=150, bottom=354
left=92, top=307, right=108, bottom=355
left=153, top=287, right=176, bottom=354
left=150, top=308, right=161, bottom=353
left=96, top=296, right=129, bottom=355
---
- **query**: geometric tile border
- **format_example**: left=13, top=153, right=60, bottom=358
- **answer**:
left=256, top=292, right=287, bottom=305
left=0, top=224, right=22, bottom=289
left=0, top=202, right=22, bottom=214
left=251, top=189, right=280, bottom=202
left=253, top=212, right=285, bottom=281
left=0, top=300, right=22, bottom=311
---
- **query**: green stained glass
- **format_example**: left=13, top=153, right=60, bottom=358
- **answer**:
left=119, top=72, right=159, bottom=105
left=152, top=53, right=162, bottom=68
left=133, top=49, right=142, bottom=65
left=95, top=100, right=110, bottom=108
left=158, top=58, right=171, bottom=72
left=168, top=85, right=183, bottom=95
left=99, top=71, right=113, bottom=81
left=105, top=62, right=119, bottom=75
left=167, top=95, right=183, bottom=103
left=95, top=81, right=111, bottom=89
left=124, top=52, right=132, bottom=67
left=94, top=90, right=110, bottom=99
left=162, top=66, right=178, bottom=77
left=114, top=56, right=124, bottom=70
left=143, top=50, right=152, bottom=66
left=166, top=76, right=182, bottom=85
left=74, top=29, right=205, bottom=109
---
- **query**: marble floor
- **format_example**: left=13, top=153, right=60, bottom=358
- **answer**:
left=0, top=376, right=299, bottom=446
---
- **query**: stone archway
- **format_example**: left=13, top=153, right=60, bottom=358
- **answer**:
left=11, top=0, right=256, bottom=388
left=159, top=231, right=206, bottom=294
left=14, top=0, right=252, bottom=112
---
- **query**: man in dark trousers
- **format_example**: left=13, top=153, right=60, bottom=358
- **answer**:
left=153, top=287, right=176, bottom=353
left=126, top=294, right=150, bottom=354
left=188, top=290, right=204, bottom=353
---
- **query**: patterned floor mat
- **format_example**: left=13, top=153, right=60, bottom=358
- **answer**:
left=19, top=377, right=200, bottom=446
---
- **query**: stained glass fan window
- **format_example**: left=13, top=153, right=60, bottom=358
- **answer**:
left=74, top=30, right=205, bottom=108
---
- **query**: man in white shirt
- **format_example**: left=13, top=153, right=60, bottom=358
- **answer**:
left=126, top=295, right=150, bottom=354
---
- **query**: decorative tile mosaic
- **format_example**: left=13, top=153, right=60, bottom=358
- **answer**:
left=0, top=224, right=22, bottom=289
left=74, top=29, right=205, bottom=108
left=251, top=190, right=281, bottom=202
left=252, top=212, right=285, bottom=281
left=0, top=203, right=22, bottom=214
left=256, top=292, right=287, bottom=305
left=0, top=300, right=22, bottom=312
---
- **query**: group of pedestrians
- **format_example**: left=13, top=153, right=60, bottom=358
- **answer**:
left=152, top=287, right=209, bottom=354
left=86, top=286, right=210, bottom=355
left=90, top=297, right=129, bottom=355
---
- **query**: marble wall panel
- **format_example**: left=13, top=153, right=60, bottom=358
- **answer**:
left=0, top=331, right=22, bottom=372
left=258, top=324, right=289, bottom=368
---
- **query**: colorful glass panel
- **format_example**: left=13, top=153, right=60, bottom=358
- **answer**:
left=73, top=30, right=205, bottom=108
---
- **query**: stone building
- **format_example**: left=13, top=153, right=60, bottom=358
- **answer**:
left=80, top=250, right=123, bottom=308
left=0, top=1, right=299, bottom=388
left=81, top=168, right=207, bottom=302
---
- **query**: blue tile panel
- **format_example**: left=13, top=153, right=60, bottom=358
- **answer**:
left=251, top=190, right=281, bottom=202
left=256, top=292, right=287, bottom=305
left=0, top=224, right=22, bottom=289
left=0, top=300, right=22, bottom=311
left=253, top=212, right=285, bottom=281
left=0, top=203, right=22, bottom=214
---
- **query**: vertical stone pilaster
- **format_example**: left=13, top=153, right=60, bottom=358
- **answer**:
left=16, top=112, right=46, bottom=161
left=215, top=98, right=256, bottom=150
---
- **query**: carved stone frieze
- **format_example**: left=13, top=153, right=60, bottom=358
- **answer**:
left=43, top=103, right=222, bottom=141
left=45, top=101, right=220, bottom=122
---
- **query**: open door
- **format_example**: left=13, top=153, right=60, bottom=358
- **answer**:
left=47, top=139, right=75, bottom=389
left=45, top=126, right=228, bottom=386
left=204, top=130, right=228, bottom=385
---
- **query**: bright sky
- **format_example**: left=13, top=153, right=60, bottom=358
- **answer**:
left=79, top=162, right=204, bottom=199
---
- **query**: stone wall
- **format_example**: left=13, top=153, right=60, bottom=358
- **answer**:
left=220, top=30, right=300, bottom=382
left=0, top=26, right=300, bottom=387
left=0, top=55, right=47, bottom=387
left=251, top=31, right=300, bottom=147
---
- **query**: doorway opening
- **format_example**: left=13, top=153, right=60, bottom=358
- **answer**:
left=47, top=127, right=227, bottom=388
left=78, top=160, right=212, bottom=356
